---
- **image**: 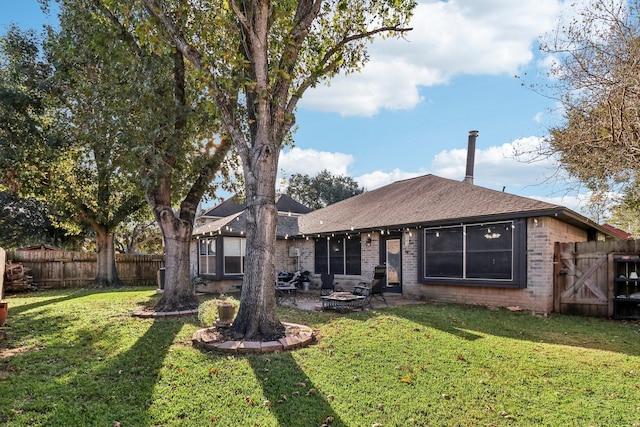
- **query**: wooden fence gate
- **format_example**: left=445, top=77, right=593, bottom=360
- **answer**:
left=554, top=239, right=640, bottom=317
left=554, top=242, right=609, bottom=317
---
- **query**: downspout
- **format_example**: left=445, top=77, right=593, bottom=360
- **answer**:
left=463, top=130, right=478, bottom=184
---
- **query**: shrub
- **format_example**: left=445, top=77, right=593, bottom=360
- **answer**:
left=190, top=276, right=209, bottom=290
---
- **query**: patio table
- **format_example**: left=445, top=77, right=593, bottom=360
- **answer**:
left=321, top=292, right=366, bottom=313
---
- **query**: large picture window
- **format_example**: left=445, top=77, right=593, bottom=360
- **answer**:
left=422, top=220, right=525, bottom=287
left=315, top=237, right=361, bottom=275
left=198, top=238, right=216, bottom=275
left=224, top=237, right=245, bottom=275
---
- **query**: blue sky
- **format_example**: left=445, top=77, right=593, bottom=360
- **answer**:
left=1, top=0, right=593, bottom=214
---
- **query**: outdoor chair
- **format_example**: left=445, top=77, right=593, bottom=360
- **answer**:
left=353, top=265, right=388, bottom=308
left=275, top=279, right=297, bottom=305
left=320, top=273, right=336, bottom=296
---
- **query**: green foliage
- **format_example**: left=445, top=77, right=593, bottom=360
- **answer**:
left=0, top=27, right=60, bottom=195
left=606, top=180, right=640, bottom=238
left=0, top=20, right=148, bottom=242
left=128, top=0, right=416, bottom=334
left=286, top=169, right=365, bottom=209
left=0, top=191, right=84, bottom=250
left=197, top=294, right=240, bottom=327
left=1, top=288, right=640, bottom=426
left=113, top=206, right=163, bottom=254
left=541, top=0, right=640, bottom=194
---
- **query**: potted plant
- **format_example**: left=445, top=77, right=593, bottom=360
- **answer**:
left=198, top=295, right=238, bottom=328
left=216, top=300, right=235, bottom=327
left=0, top=301, right=7, bottom=327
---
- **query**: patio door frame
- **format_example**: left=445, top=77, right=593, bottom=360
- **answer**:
left=380, top=232, right=402, bottom=294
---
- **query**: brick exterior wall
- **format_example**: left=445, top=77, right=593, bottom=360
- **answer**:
left=194, top=216, right=590, bottom=314
left=402, top=217, right=588, bottom=314
left=278, top=235, right=379, bottom=291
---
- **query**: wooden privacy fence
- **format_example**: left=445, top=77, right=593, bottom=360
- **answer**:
left=554, top=239, right=640, bottom=317
left=6, top=250, right=163, bottom=288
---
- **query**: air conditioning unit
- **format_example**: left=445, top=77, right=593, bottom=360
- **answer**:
left=289, top=247, right=300, bottom=257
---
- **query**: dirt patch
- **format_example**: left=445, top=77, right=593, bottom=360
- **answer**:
left=0, top=345, right=39, bottom=359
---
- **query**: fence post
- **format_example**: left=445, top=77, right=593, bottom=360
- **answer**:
left=0, top=247, right=5, bottom=298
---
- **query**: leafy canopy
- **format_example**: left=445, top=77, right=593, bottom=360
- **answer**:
left=286, top=169, right=365, bottom=209
left=541, top=0, right=640, bottom=194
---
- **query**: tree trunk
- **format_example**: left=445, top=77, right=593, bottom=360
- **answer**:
left=228, top=147, right=284, bottom=340
left=152, top=207, right=199, bottom=312
left=93, top=228, right=123, bottom=288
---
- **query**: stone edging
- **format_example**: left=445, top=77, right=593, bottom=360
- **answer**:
left=192, top=322, right=314, bottom=354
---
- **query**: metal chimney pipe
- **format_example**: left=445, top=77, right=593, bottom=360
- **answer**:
left=463, top=130, right=478, bottom=184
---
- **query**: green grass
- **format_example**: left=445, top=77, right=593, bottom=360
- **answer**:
left=1, top=288, right=640, bottom=426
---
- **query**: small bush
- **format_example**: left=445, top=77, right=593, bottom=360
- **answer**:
left=190, top=276, right=209, bottom=290
left=197, top=295, right=239, bottom=326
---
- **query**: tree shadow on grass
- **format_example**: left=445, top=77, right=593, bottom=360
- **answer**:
left=247, top=351, right=346, bottom=427
left=284, top=298, right=640, bottom=356
left=0, top=289, right=183, bottom=426
left=3, top=318, right=182, bottom=425
left=278, top=301, right=485, bottom=344
left=390, top=302, right=640, bottom=356
left=4, top=289, right=90, bottom=317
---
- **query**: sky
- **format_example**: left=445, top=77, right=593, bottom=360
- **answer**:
left=0, top=0, right=595, bottom=214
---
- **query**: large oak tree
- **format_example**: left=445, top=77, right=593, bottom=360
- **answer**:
left=56, top=0, right=235, bottom=309
left=0, top=26, right=132, bottom=281
left=130, top=0, right=415, bottom=339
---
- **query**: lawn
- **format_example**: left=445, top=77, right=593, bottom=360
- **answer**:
left=1, top=288, right=639, bottom=426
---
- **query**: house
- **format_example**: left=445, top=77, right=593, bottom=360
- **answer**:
left=191, top=173, right=618, bottom=314
left=191, top=194, right=311, bottom=291
left=601, top=223, right=633, bottom=240
left=298, top=173, right=620, bottom=313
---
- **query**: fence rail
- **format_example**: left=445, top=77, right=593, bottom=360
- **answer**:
left=5, top=250, right=163, bottom=288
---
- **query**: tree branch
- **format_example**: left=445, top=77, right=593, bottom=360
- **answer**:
left=89, top=0, right=143, bottom=56
left=286, top=25, right=412, bottom=123
left=142, top=0, right=250, bottom=160
left=180, top=135, right=234, bottom=221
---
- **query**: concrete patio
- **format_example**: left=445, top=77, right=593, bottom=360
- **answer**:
left=277, top=289, right=424, bottom=311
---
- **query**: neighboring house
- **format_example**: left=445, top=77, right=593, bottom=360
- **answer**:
left=192, top=174, right=618, bottom=314
left=601, top=223, right=633, bottom=240
left=191, top=194, right=311, bottom=291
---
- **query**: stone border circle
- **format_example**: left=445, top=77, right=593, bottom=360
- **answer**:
left=192, top=322, right=314, bottom=354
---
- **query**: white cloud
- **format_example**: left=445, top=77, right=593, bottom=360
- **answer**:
left=431, top=136, right=562, bottom=188
left=280, top=147, right=427, bottom=190
left=278, top=147, right=354, bottom=176
left=299, top=59, right=441, bottom=116
left=534, top=112, right=544, bottom=123
left=356, top=169, right=426, bottom=190
left=301, top=0, right=562, bottom=116
left=530, top=194, right=587, bottom=214
left=280, top=136, right=565, bottom=192
left=276, top=136, right=599, bottom=215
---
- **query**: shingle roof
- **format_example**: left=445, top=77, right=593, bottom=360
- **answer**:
left=298, top=174, right=603, bottom=235
left=601, top=223, right=633, bottom=240
left=201, top=194, right=311, bottom=219
left=201, top=196, right=245, bottom=219
left=193, top=211, right=301, bottom=239
left=274, top=194, right=312, bottom=215
left=194, top=174, right=616, bottom=239
left=193, top=211, right=244, bottom=237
